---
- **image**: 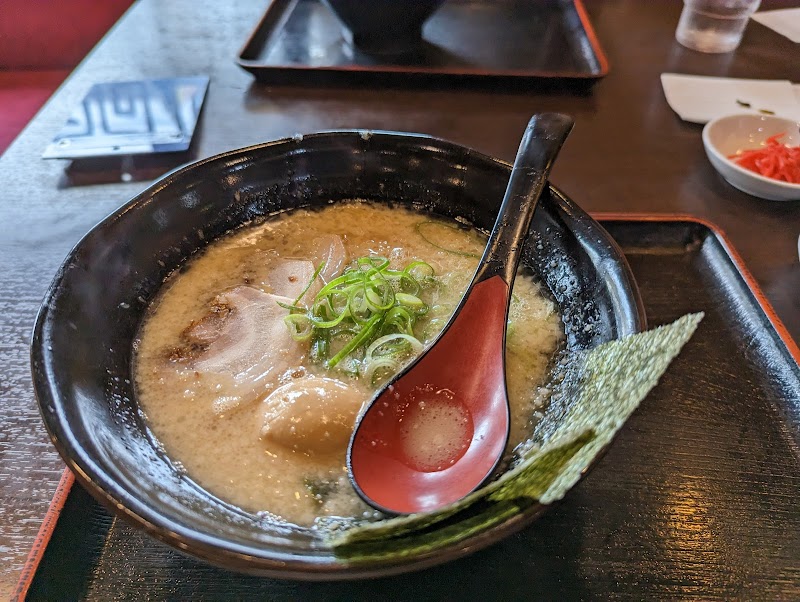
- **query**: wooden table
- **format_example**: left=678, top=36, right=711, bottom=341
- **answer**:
left=1, top=0, right=798, bottom=597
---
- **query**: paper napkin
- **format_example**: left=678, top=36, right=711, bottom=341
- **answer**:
left=661, top=73, right=800, bottom=124
left=752, top=7, right=800, bottom=43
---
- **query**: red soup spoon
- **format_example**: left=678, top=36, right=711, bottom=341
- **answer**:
left=348, top=113, right=575, bottom=515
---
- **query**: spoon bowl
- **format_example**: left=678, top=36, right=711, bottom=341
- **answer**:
left=349, top=114, right=575, bottom=514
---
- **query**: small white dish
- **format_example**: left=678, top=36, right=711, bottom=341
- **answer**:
left=702, top=114, right=800, bottom=201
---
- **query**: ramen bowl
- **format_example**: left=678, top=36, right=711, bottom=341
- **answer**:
left=32, top=131, right=644, bottom=578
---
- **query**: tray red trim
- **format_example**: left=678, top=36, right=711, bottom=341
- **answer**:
left=572, top=0, right=609, bottom=77
left=13, top=469, right=75, bottom=601
left=15, top=214, right=798, bottom=596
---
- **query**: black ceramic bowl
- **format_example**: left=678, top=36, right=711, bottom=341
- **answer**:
left=32, top=131, right=644, bottom=579
left=322, top=0, right=445, bottom=56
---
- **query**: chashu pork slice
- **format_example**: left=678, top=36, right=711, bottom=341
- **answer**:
left=239, top=236, right=347, bottom=305
left=262, top=259, right=320, bottom=303
left=312, top=234, right=347, bottom=285
left=185, top=286, right=306, bottom=415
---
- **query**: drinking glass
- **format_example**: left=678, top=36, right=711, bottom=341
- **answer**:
left=675, top=0, right=762, bottom=53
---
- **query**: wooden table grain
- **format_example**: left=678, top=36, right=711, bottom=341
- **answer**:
left=1, top=0, right=798, bottom=597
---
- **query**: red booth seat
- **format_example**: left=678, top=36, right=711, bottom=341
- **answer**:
left=0, top=70, right=69, bottom=153
left=0, top=0, right=134, bottom=155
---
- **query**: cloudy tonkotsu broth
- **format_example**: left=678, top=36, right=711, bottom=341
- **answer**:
left=135, top=203, right=562, bottom=526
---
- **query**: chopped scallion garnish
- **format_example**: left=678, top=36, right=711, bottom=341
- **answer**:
left=281, top=255, right=438, bottom=382
left=415, top=221, right=481, bottom=259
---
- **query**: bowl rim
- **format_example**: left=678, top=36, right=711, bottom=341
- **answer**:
left=31, top=129, right=646, bottom=579
left=702, top=113, right=800, bottom=192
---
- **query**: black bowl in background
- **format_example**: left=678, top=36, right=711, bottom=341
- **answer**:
left=31, top=131, right=644, bottom=579
left=321, top=0, right=445, bottom=56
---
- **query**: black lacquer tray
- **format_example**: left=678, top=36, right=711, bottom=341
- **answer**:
left=237, top=0, right=608, bottom=86
left=18, top=218, right=800, bottom=600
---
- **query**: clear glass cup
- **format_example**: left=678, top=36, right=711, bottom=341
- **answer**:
left=675, top=0, right=762, bottom=53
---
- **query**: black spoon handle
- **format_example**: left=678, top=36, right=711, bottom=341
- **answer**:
left=473, top=113, right=574, bottom=286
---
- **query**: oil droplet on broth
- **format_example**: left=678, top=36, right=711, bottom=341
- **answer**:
left=398, top=391, right=473, bottom=472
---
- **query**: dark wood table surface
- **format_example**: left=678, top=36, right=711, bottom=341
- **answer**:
left=1, top=0, right=799, bottom=597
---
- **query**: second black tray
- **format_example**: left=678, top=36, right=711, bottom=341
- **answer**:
left=237, top=0, right=608, bottom=86
left=21, top=218, right=800, bottom=600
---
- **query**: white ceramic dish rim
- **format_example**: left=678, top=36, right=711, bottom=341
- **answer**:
left=702, top=114, right=800, bottom=194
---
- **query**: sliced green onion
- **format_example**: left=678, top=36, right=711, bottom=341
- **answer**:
left=394, top=271, right=420, bottom=295
left=276, top=299, right=304, bottom=313
left=293, top=261, right=326, bottom=306
left=382, top=306, right=415, bottom=335
left=415, top=221, right=481, bottom=258
left=405, top=260, right=434, bottom=280
left=365, top=333, right=424, bottom=363
left=382, top=268, right=405, bottom=279
left=327, top=314, right=381, bottom=369
left=284, top=313, right=314, bottom=341
left=364, top=356, right=401, bottom=386
left=347, top=288, right=372, bottom=324
left=281, top=254, right=440, bottom=381
left=365, top=278, right=394, bottom=311
left=394, top=293, right=425, bottom=309
left=355, top=256, right=389, bottom=272
left=309, top=307, right=350, bottom=329
left=310, top=330, right=330, bottom=362
left=316, top=272, right=363, bottom=299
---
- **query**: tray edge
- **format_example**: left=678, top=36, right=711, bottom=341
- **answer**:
left=593, top=212, right=800, bottom=368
